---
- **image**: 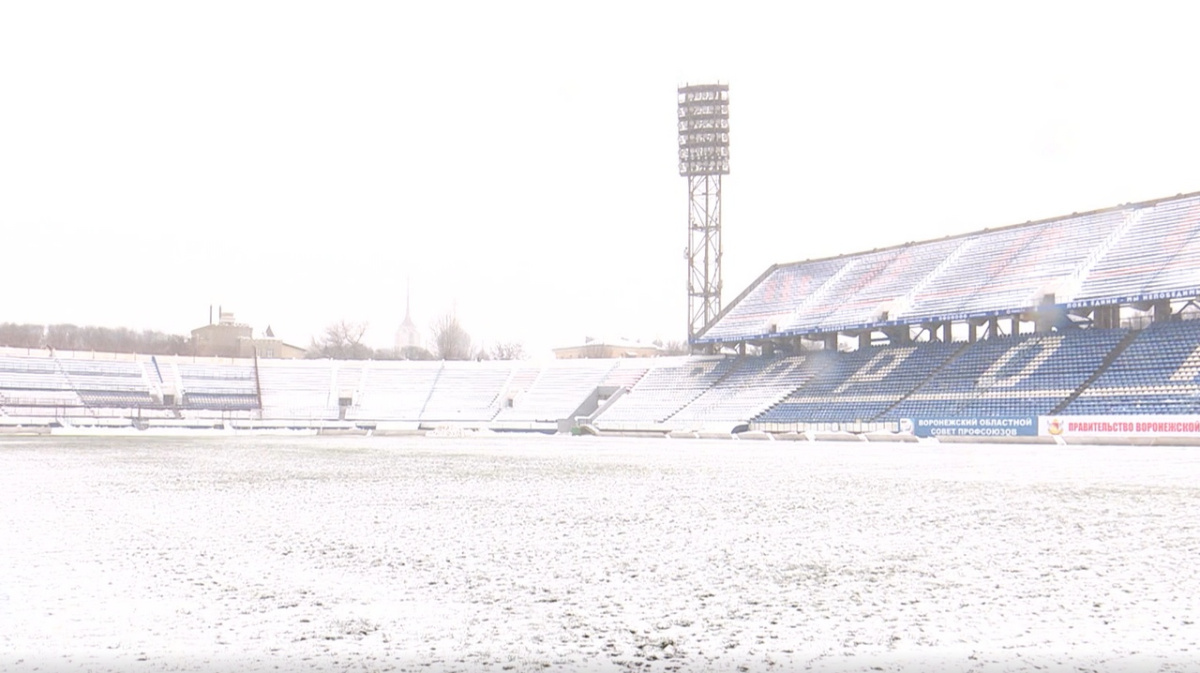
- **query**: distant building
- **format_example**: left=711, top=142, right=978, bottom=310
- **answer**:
left=191, top=310, right=251, bottom=357
left=191, top=310, right=304, bottom=359
left=241, top=329, right=307, bottom=360
left=553, top=337, right=662, bottom=359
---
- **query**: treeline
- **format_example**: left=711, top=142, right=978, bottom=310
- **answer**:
left=306, top=317, right=526, bottom=361
left=0, top=322, right=191, bottom=355
left=0, top=318, right=520, bottom=361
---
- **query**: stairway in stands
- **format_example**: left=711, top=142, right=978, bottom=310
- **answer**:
left=870, top=341, right=972, bottom=421
left=1049, top=329, right=1140, bottom=415
left=51, top=356, right=97, bottom=417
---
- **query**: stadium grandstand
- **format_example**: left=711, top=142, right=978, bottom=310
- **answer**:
left=5, top=191, right=1200, bottom=441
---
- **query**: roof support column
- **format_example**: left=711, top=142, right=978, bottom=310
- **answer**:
left=1153, top=299, right=1172, bottom=323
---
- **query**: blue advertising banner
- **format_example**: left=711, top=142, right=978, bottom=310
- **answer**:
left=902, top=417, right=1038, bottom=438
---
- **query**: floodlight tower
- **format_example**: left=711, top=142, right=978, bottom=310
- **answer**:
left=678, top=83, right=730, bottom=343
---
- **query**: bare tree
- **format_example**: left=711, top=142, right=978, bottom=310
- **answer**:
left=0, top=323, right=43, bottom=348
left=660, top=340, right=690, bottom=356
left=370, top=345, right=434, bottom=361
left=308, top=320, right=371, bottom=359
left=396, top=345, right=435, bottom=360
left=0, top=322, right=188, bottom=354
left=431, top=312, right=472, bottom=360
left=489, top=340, right=526, bottom=361
left=45, top=324, right=82, bottom=350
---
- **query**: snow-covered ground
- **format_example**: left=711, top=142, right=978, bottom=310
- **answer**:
left=1, top=436, right=1198, bottom=672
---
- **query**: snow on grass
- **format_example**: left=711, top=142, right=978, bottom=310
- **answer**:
left=1, top=436, right=1198, bottom=672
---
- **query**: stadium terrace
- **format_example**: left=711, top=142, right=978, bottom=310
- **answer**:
left=6, top=191, right=1200, bottom=442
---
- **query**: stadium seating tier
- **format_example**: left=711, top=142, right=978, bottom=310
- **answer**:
left=699, top=193, right=1200, bottom=343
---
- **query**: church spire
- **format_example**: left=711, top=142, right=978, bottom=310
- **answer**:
left=402, top=276, right=415, bottom=327
left=395, top=276, right=422, bottom=354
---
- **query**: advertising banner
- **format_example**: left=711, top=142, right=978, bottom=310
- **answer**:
left=1041, top=415, right=1200, bottom=437
left=903, top=417, right=1038, bottom=438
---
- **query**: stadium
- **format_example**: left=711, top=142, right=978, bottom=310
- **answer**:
left=5, top=189, right=1200, bottom=444
left=7, top=187, right=1200, bottom=670
left=12, top=3, right=1200, bottom=667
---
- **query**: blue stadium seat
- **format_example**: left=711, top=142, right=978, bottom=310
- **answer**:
left=883, top=328, right=1128, bottom=420
left=1065, top=319, right=1200, bottom=414
left=757, top=341, right=962, bottom=423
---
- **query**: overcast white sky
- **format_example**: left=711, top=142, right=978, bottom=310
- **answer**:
left=4, top=1, right=1200, bottom=357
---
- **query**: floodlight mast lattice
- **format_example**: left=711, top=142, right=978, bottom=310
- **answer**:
left=678, top=83, right=729, bottom=344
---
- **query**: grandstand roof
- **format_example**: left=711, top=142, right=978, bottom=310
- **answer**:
left=698, top=190, right=1200, bottom=344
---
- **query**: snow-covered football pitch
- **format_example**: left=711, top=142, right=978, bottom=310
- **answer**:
left=1, top=435, right=1197, bottom=672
